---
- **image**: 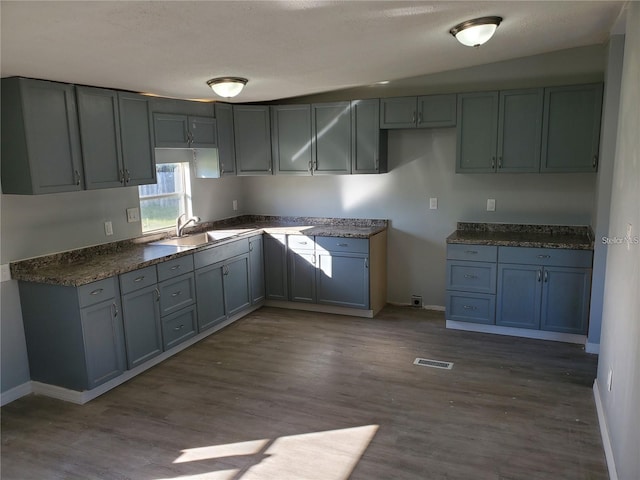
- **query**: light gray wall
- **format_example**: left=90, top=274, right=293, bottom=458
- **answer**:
left=596, top=3, right=640, bottom=479
left=245, top=127, right=596, bottom=306
left=588, top=35, right=625, bottom=352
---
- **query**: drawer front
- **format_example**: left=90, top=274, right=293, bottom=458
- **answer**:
left=194, top=238, right=250, bottom=269
left=447, top=244, right=497, bottom=262
left=157, top=255, right=194, bottom=282
left=159, top=273, right=196, bottom=316
left=78, top=277, right=118, bottom=308
left=498, top=246, right=592, bottom=267
left=288, top=235, right=315, bottom=251
left=162, top=305, right=197, bottom=350
left=446, top=291, right=495, bottom=324
left=316, top=236, right=369, bottom=254
left=446, top=260, right=496, bottom=294
left=119, top=265, right=158, bottom=295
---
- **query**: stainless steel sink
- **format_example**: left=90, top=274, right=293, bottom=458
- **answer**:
left=149, top=228, right=256, bottom=248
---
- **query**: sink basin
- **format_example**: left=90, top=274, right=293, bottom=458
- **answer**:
left=149, top=228, right=257, bottom=248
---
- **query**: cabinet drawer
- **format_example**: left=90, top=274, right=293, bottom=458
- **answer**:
left=446, top=261, right=496, bottom=294
left=157, top=255, right=194, bottom=281
left=498, top=246, right=592, bottom=267
left=446, top=292, right=495, bottom=325
left=119, top=265, right=158, bottom=295
left=194, top=238, right=250, bottom=269
left=288, top=235, right=315, bottom=251
left=162, top=305, right=197, bottom=350
left=447, top=244, right=497, bottom=262
left=159, top=273, right=195, bottom=316
left=316, top=236, right=369, bottom=254
left=78, top=277, right=118, bottom=308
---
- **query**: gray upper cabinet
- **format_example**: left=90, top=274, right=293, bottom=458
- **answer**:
left=272, top=104, right=313, bottom=175
left=153, top=114, right=217, bottom=149
left=380, top=94, right=456, bottom=129
left=118, top=92, right=156, bottom=186
left=541, top=83, right=603, bottom=172
left=312, top=102, right=351, bottom=174
left=496, top=89, right=543, bottom=173
left=233, top=105, right=273, bottom=175
left=351, top=99, right=388, bottom=174
left=456, top=92, right=499, bottom=173
left=77, top=86, right=124, bottom=189
left=1, top=77, right=84, bottom=194
left=215, top=103, right=236, bottom=176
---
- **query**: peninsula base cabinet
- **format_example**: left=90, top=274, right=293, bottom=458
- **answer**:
left=19, top=277, right=126, bottom=391
left=446, top=244, right=593, bottom=340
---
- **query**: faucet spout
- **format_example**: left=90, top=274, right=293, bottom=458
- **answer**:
left=176, top=214, right=200, bottom=237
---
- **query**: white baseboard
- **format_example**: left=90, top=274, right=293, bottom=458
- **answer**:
left=593, top=379, right=618, bottom=480
left=446, top=320, right=587, bottom=345
left=585, top=342, right=601, bottom=354
left=0, top=381, right=32, bottom=406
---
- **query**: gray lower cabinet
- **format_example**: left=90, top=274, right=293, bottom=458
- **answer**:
left=1, top=77, right=84, bottom=194
left=380, top=94, right=456, bottom=129
left=215, top=102, right=237, bottom=176
left=351, top=99, right=388, bottom=174
left=316, top=253, right=369, bottom=310
left=158, top=256, right=197, bottom=349
left=224, top=254, right=251, bottom=317
left=249, top=235, right=265, bottom=305
left=120, top=266, right=162, bottom=369
left=311, top=102, right=351, bottom=174
left=264, top=234, right=288, bottom=301
left=195, top=263, right=227, bottom=331
left=20, top=277, right=126, bottom=391
left=288, top=235, right=317, bottom=303
left=234, top=105, right=273, bottom=175
left=272, top=104, right=313, bottom=175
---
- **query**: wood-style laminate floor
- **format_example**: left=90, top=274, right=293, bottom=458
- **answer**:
left=1, top=306, right=607, bottom=480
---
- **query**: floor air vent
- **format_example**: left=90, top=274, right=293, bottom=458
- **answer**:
left=414, top=358, right=454, bottom=370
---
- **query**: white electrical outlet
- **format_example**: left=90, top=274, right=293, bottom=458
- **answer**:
left=429, top=198, right=438, bottom=210
left=607, top=368, right=613, bottom=392
left=487, top=199, right=496, bottom=211
left=104, top=221, right=113, bottom=236
left=126, top=207, right=140, bottom=223
left=232, top=200, right=238, bottom=211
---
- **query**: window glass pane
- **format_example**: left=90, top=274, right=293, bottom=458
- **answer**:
left=140, top=196, right=183, bottom=232
left=139, top=164, right=183, bottom=197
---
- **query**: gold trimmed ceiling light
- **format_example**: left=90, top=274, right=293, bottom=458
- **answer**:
left=206, top=77, right=248, bottom=98
left=450, top=16, right=502, bottom=47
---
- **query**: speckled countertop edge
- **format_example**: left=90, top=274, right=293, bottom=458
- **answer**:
left=447, top=222, right=594, bottom=250
left=10, top=216, right=388, bottom=287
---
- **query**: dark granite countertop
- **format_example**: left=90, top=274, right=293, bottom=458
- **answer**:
left=446, top=222, right=594, bottom=250
left=10, top=215, right=387, bottom=287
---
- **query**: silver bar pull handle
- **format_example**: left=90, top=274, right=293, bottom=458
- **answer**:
left=134, top=276, right=145, bottom=283
left=173, top=324, right=184, bottom=331
left=463, top=274, right=477, bottom=279
left=154, top=288, right=160, bottom=302
left=111, top=303, right=118, bottom=317
left=537, top=254, right=551, bottom=259
left=544, top=271, right=548, bottom=283
left=171, top=291, right=181, bottom=297
left=465, top=250, right=478, bottom=255
left=90, top=288, right=104, bottom=296
left=463, top=305, right=477, bottom=310
left=170, top=265, right=181, bottom=270
left=537, top=270, right=542, bottom=282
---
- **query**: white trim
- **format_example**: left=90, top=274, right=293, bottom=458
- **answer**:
left=265, top=300, right=374, bottom=318
left=446, top=320, right=587, bottom=345
left=593, top=379, right=618, bottom=480
left=0, top=382, right=32, bottom=406
left=585, top=342, right=600, bottom=354
left=1, top=264, right=12, bottom=283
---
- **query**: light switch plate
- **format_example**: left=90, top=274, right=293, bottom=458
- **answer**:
left=487, top=199, right=496, bottom=211
left=429, top=198, right=438, bottom=210
left=126, top=207, right=140, bottom=223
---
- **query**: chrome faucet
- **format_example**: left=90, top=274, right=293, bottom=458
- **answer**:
left=176, top=214, right=200, bottom=237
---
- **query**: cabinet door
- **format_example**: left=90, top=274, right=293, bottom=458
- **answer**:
left=541, top=267, right=591, bottom=334
left=249, top=236, right=265, bottom=305
left=351, top=99, right=387, bottom=174
left=288, top=250, right=316, bottom=303
left=162, top=305, right=197, bottom=350
left=312, top=102, right=351, bottom=174
left=234, top=105, right=272, bottom=175
left=121, top=285, right=162, bottom=369
left=496, top=89, right=543, bottom=173
left=215, top=103, right=236, bottom=176
left=264, top=234, right=288, bottom=301
left=80, top=298, right=126, bottom=389
left=317, top=253, right=369, bottom=309
left=496, top=264, right=542, bottom=329
left=541, top=84, right=603, bottom=172
left=118, top=92, right=156, bottom=186
left=189, top=116, right=217, bottom=148
left=379, top=97, right=417, bottom=129
left=272, top=104, right=313, bottom=175
left=456, top=92, right=499, bottom=173
left=417, top=94, right=456, bottom=128
left=76, top=86, right=124, bottom=189
left=1, top=78, right=84, bottom=194
left=154, top=113, right=190, bottom=148
left=224, top=254, right=251, bottom=317
left=195, top=263, right=227, bottom=332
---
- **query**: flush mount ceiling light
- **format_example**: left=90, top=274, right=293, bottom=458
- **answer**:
left=450, top=16, right=502, bottom=47
left=206, top=77, right=248, bottom=98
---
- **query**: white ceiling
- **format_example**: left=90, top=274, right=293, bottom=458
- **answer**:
left=0, top=1, right=624, bottom=103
